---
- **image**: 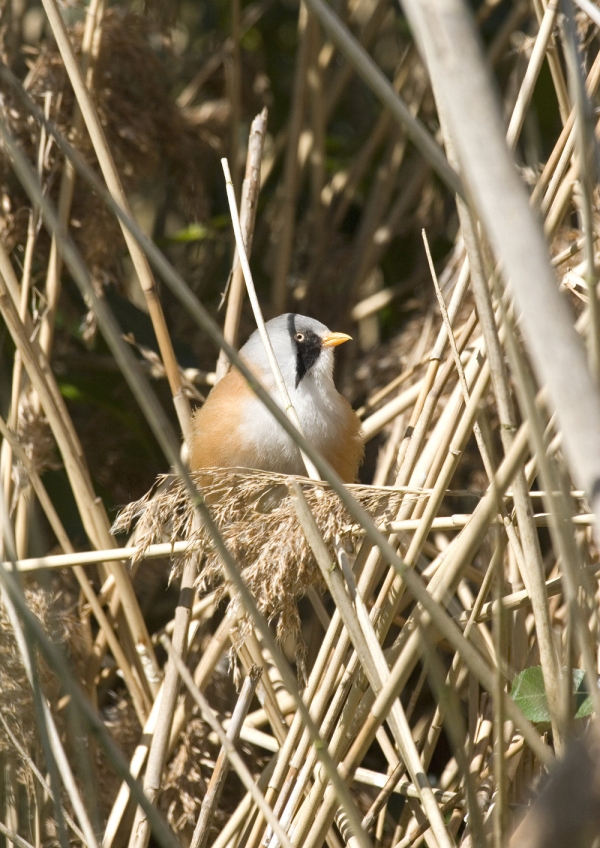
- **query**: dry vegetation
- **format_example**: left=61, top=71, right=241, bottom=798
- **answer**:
left=2, top=0, right=600, bottom=846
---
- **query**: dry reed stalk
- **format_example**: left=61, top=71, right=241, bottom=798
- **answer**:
left=561, top=0, right=600, bottom=378
left=271, top=1, right=311, bottom=314
left=346, top=124, right=416, bottom=305
left=402, top=0, right=600, bottom=537
left=290, top=482, right=454, bottom=848
left=222, top=157, right=321, bottom=480
left=227, top=0, right=243, bottom=196
left=128, top=140, right=287, bottom=848
left=306, top=16, right=326, bottom=241
left=216, top=109, right=268, bottom=381
left=497, top=280, right=600, bottom=719
left=159, top=634, right=294, bottom=848
left=190, top=666, right=262, bottom=848
left=102, top=613, right=231, bottom=848
left=440, top=66, right=565, bottom=748
left=0, top=241, right=158, bottom=710
left=4, top=0, right=600, bottom=843
left=0, top=414, right=152, bottom=722
left=39, top=0, right=192, bottom=441
left=38, top=0, right=106, bottom=361
left=302, top=0, right=464, bottom=198
left=506, top=0, right=560, bottom=150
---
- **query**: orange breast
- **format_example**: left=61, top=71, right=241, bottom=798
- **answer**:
left=188, top=367, right=364, bottom=482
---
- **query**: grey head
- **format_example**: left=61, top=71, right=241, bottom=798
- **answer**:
left=240, top=313, right=348, bottom=392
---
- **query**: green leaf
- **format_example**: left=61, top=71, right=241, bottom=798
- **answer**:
left=510, top=666, right=551, bottom=724
left=164, top=223, right=212, bottom=243
left=59, top=382, right=85, bottom=401
left=510, top=666, right=596, bottom=724
left=573, top=669, right=595, bottom=720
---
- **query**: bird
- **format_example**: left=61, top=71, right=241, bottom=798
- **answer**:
left=189, top=313, right=364, bottom=482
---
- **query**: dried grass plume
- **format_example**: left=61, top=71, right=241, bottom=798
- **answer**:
left=113, top=468, right=407, bottom=643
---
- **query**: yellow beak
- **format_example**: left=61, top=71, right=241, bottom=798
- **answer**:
left=321, top=331, right=352, bottom=348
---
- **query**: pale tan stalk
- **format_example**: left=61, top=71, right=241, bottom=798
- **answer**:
left=0, top=245, right=159, bottom=702
left=436, top=68, right=565, bottom=746
left=38, top=0, right=105, bottom=361
left=506, top=0, right=559, bottom=149
left=562, top=1, right=600, bottom=379
left=291, top=483, right=454, bottom=848
left=0, top=415, right=152, bottom=722
left=271, top=2, right=311, bottom=313
left=1, top=93, right=46, bottom=479
left=103, top=614, right=232, bottom=848
left=530, top=0, right=570, bottom=121
left=228, top=0, right=242, bottom=194
left=216, top=108, right=268, bottom=381
left=39, top=0, right=191, bottom=439
left=222, top=157, right=321, bottom=480
left=493, top=545, right=507, bottom=847
left=401, top=0, right=600, bottom=540
left=128, top=549, right=199, bottom=848
left=498, top=283, right=600, bottom=717
left=190, top=667, right=262, bottom=848
left=0, top=714, right=86, bottom=844
left=160, top=634, right=296, bottom=848
left=0, top=508, right=100, bottom=848
left=302, top=0, right=463, bottom=197
left=4, top=540, right=200, bottom=572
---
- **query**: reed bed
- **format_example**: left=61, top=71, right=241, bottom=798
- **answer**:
left=1, top=0, right=600, bottom=846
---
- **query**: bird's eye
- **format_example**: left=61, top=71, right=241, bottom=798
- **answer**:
left=294, top=332, right=305, bottom=342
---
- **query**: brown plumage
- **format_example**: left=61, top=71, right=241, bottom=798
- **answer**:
left=189, top=314, right=364, bottom=483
